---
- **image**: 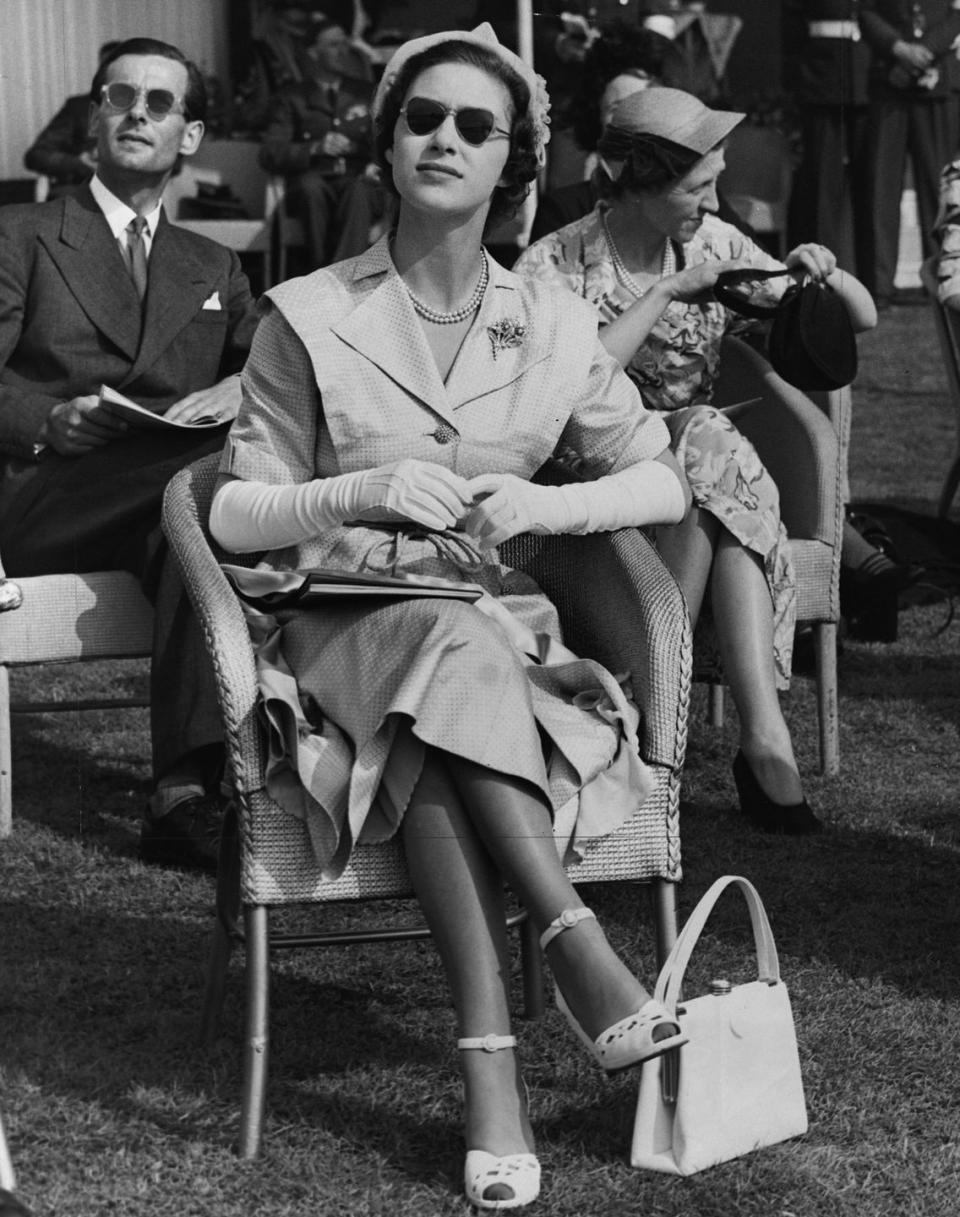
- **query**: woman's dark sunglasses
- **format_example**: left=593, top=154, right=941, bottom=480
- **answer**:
left=400, top=97, right=509, bottom=146
left=100, top=82, right=184, bottom=121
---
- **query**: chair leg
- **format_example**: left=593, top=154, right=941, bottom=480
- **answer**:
left=519, top=914, right=545, bottom=1019
left=237, top=904, right=270, bottom=1160
left=650, top=879, right=678, bottom=970
left=938, top=453, right=960, bottom=519
left=814, top=622, right=840, bottom=777
left=199, top=918, right=235, bottom=1049
left=0, top=1108, right=16, bottom=1192
left=708, top=684, right=725, bottom=728
left=0, top=666, right=11, bottom=838
left=199, top=802, right=243, bottom=1046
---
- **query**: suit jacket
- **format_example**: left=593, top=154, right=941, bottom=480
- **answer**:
left=860, top=0, right=960, bottom=95
left=22, top=94, right=96, bottom=187
left=258, top=72, right=373, bottom=177
left=0, top=185, right=259, bottom=461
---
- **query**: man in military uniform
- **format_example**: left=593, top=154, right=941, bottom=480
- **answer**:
left=258, top=16, right=382, bottom=269
left=860, top=0, right=960, bottom=305
left=785, top=1, right=872, bottom=278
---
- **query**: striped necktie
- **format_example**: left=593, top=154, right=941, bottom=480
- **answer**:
left=125, top=216, right=149, bottom=301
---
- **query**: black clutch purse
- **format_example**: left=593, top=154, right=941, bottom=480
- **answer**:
left=714, top=267, right=858, bottom=392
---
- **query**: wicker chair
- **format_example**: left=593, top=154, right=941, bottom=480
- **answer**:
left=161, top=453, right=691, bottom=1158
left=705, top=334, right=848, bottom=776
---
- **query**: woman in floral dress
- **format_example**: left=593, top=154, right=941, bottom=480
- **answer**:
left=210, top=26, right=692, bottom=1210
left=516, top=86, right=876, bottom=834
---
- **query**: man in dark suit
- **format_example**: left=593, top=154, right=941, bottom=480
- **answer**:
left=0, top=38, right=259, bottom=871
left=860, top=0, right=960, bottom=305
left=784, top=1, right=872, bottom=279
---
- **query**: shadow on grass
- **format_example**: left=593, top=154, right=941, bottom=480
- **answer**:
left=834, top=642, right=960, bottom=737
left=0, top=893, right=469, bottom=1188
left=665, top=798, right=960, bottom=1002
left=4, top=809, right=960, bottom=1207
left=10, top=708, right=154, bottom=856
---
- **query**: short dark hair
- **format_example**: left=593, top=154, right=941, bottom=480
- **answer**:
left=595, top=131, right=704, bottom=199
left=90, top=38, right=207, bottom=124
left=374, top=40, right=539, bottom=233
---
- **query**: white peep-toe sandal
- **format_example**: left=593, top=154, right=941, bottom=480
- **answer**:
left=540, top=908, right=688, bottom=1074
left=458, top=1034, right=540, bottom=1211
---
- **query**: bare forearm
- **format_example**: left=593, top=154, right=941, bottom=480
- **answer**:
left=825, top=268, right=877, bottom=332
left=599, top=281, right=673, bottom=368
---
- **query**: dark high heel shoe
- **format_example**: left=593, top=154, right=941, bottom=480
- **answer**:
left=732, top=751, right=823, bottom=836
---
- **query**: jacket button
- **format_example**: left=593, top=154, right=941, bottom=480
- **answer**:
left=432, top=422, right=458, bottom=444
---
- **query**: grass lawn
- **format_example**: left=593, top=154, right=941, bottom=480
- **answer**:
left=1, top=304, right=958, bottom=1216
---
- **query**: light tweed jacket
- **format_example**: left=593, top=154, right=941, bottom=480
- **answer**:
left=221, top=237, right=671, bottom=871
left=223, top=235, right=671, bottom=575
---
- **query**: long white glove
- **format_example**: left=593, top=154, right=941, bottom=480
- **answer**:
left=462, top=461, right=687, bottom=550
left=210, top=459, right=474, bottom=553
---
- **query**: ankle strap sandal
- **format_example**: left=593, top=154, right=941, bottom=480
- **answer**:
left=458, top=1034, right=539, bottom=1209
left=539, top=906, right=596, bottom=951
left=541, top=907, right=689, bottom=1074
left=457, top=1034, right=517, bottom=1052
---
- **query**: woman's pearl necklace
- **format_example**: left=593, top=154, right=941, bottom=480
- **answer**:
left=602, top=212, right=677, bottom=298
left=406, top=250, right=490, bottom=324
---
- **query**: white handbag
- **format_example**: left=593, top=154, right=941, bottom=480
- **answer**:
left=631, top=875, right=808, bottom=1175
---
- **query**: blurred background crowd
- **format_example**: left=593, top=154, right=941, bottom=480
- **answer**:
left=15, top=0, right=960, bottom=310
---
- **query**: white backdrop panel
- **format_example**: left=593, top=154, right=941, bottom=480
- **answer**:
left=0, top=0, right=228, bottom=182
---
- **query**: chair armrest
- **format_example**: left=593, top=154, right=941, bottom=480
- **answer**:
left=161, top=456, right=267, bottom=799
left=501, top=527, right=691, bottom=773
left=714, top=335, right=840, bottom=543
left=0, top=543, right=22, bottom=612
left=804, top=382, right=851, bottom=505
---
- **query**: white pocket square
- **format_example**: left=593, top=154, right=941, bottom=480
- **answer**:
left=202, top=291, right=222, bottom=310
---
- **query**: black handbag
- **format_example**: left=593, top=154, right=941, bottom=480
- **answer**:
left=714, top=267, right=858, bottom=392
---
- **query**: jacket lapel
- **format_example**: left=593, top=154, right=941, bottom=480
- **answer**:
left=444, top=256, right=552, bottom=410
left=128, top=214, right=220, bottom=383
left=331, top=241, right=456, bottom=425
left=40, top=189, right=143, bottom=361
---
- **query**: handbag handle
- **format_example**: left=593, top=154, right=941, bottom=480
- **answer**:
left=654, top=875, right=781, bottom=1014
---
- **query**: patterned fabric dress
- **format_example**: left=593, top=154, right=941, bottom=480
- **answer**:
left=220, top=237, right=674, bottom=878
left=514, top=205, right=798, bottom=687
left=934, top=155, right=960, bottom=304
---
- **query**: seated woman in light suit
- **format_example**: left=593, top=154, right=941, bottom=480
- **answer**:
left=209, top=25, right=692, bottom=1210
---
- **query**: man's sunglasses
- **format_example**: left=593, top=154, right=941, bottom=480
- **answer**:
left=100, top=82, right=184, bottom=121
left=400, top=97, right=509, bottom=147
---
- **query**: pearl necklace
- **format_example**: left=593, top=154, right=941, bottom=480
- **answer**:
left=406, top=250, right=490, bottom=324
left=602, top=212, right=677, bottom=298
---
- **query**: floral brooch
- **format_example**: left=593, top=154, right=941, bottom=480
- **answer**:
left=487, top=317, right=525, bottom=360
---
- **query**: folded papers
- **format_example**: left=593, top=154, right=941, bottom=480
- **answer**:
left=96, top=384, right=224, bottom=430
